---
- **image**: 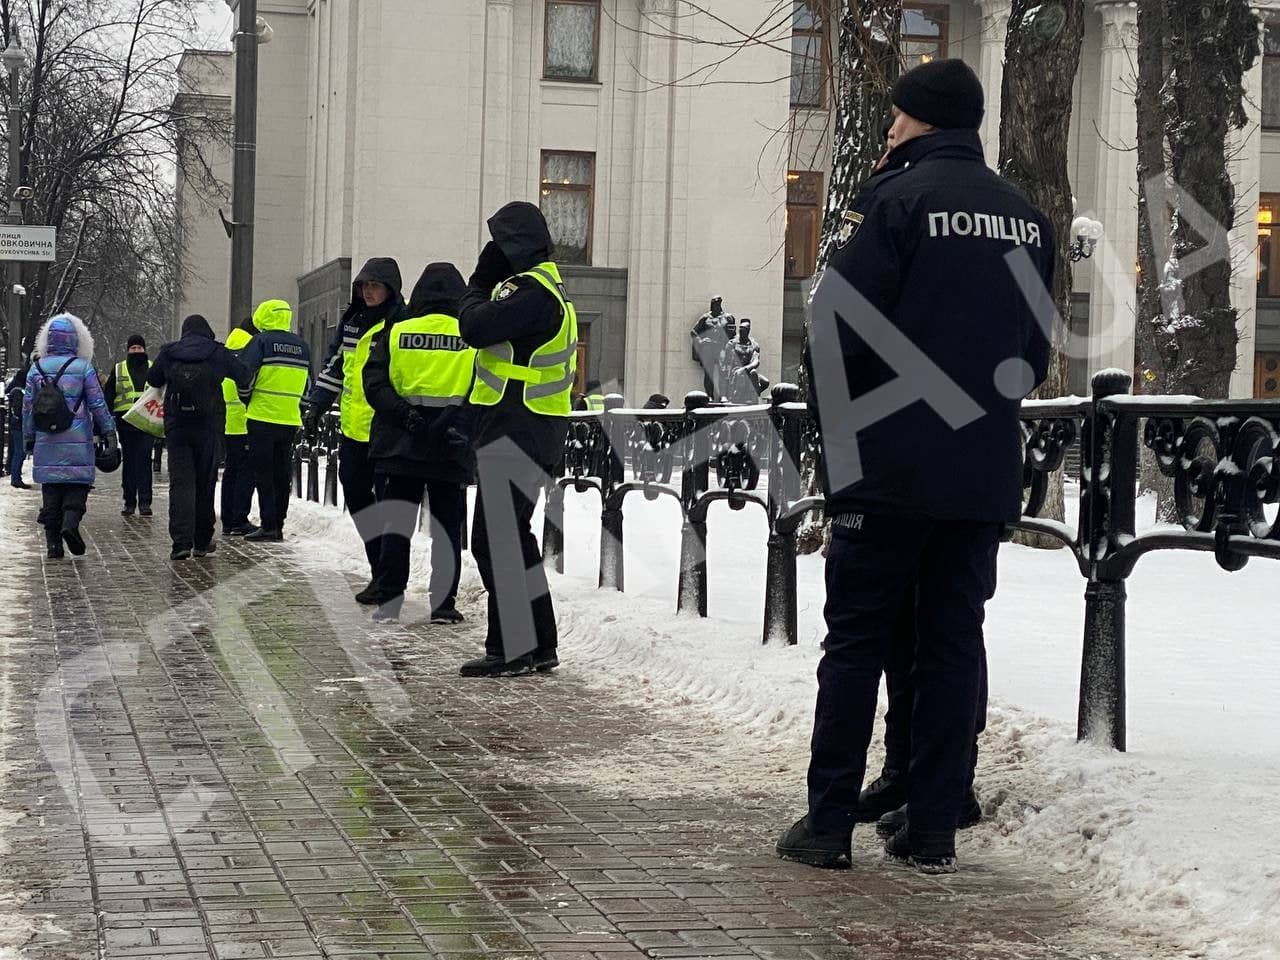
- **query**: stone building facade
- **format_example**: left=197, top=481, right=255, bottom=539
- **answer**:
left=173, top=0, right=1280, bottom=402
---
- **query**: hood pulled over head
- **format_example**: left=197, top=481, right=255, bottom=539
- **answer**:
left=181, top=314, right=216, bottom=339
left=36, top=313, right=95, bottom=361
left=407, top=262, right=466, bottom=317
left=352, top=257, right=403, bottom=303
left=253, top=299, right=293, bottom=332
left=487, top=201, right=554, bottom=274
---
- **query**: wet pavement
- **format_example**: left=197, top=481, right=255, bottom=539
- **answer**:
left=0, top=477, right=1165, bottom=960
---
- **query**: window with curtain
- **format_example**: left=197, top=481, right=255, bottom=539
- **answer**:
left=786, top=171, right=824, bottom=278
left=900, top=4, right=949, bottom=68
left=1264, top=24, right=1280, bottom=128
left=545, top=0, right=600, bottom=81
left=540, top=151, right=595, bottom=265
left=791, top=2, right=825, bottom=108
left=1260, top=195, right=1280, bottom=297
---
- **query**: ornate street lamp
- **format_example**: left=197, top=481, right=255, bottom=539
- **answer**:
left=1070, top=215, right=1105, bottom=262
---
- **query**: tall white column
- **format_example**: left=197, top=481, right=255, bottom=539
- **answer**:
left=480, top=0, right=514, bottom=235
left=1087, top=0, right=1140, bottom=379
left=976, top=0, right=1011, bottom=169
left=1228, top=7, right=1274, bottom=397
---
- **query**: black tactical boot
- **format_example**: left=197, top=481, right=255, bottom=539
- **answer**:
left=884, top=824, right=957, bottom=874
left=876, top=788, right=983, bottom=839
left=354, top=583, right=386, bottom=606
left=45, top=527, right=64, bottom=559
left=62, top=522, right=86, bottom=556
left=775, top=816, right=852, bottom=869
left=459, top=654, right=534, bottom=678
left=532, top=648, right=559, bottom=672
left=856, top=769, right=908, bottom=823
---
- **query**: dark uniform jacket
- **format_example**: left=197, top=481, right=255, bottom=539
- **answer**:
left=364, top=262, right=474, bottom=486
left=306, top=257, right=405, bottom=415
left=807, top=129, right=1055, bottom=523
left=458, top=201, right=570, bottom=469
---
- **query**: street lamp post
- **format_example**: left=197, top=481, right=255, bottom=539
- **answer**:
left=2, top=28, right=28, bottom=370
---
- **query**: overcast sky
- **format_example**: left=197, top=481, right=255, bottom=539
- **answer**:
left=193, top=1, right=232, bottom=47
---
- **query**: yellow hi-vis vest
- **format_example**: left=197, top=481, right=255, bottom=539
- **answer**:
left=389, top=313, right=475, bottom=409
left=112, top=359, right=150, bottom=412
left=340, top=320, right=385, bottom=442
left=584, top=394, right=605, bottom=411
left=246, top=346, right=309, bottom=427
left=468, top=262, right=577, bottom=416
left=222, top=327, right=254, bottom=435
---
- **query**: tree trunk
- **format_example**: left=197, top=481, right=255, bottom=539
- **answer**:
left=1161, top=0, right=1259, bottom=399
left=1134, top=0, right=1177, bottom=522
left=999, top=0, right=1086, bottom=548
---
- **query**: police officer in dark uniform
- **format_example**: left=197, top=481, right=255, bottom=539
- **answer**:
left=776, top=59, right=1054, bottom=874
left=458, top=202, right=576, bottom=678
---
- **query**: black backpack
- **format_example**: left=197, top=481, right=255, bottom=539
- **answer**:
left=31, top=358, right=83, bottom=433
left=168, top=359, right=215, bottom=419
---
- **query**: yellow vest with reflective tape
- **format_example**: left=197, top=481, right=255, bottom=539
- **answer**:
left=389, top=313, right=475, bottom=409
left=340, top=320, right=384, bottom=442
left=584, top=394, right=605, bottom=411
left=222, top=327, right=254, bottom=435
left=247, top=344, right=309, bottom=427
left=468, top=262, right=577, bottom=416
left=112, top=359, right=150, bottom=412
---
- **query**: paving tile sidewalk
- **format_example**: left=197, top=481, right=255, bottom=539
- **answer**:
left=0, top=480, right=1168, bottom=960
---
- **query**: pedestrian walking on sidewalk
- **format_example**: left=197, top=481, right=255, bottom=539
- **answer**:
left=776, top=59, right=1055, bottom=875
left=302, top=257, right=405, bottom=588
left=458, top=202, right=575, bottom=677
left=103, top=334, right=155, bottom=516
left=22, top=313, right=117, bottom=559
left=363, top=261, right=474, bottom=624
left=241, top=299, right=311, bottom=542
left=220, top=317, right=257, bottom=535
left=147, top=315, right=251, bottom=561
left=5, top=336, right=34, bottom=488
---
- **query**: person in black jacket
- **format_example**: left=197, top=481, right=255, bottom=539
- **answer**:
left=777, top=59, right=1054, bottom=875
left=104, top=334, right=155, bottom=516
left=5, top=336, right=33, bottom=487
left=457, top=202, right=574, bottom=678
left=362, top=262, right=474, bottom=624
left=147, top=315, right=251, bottom=560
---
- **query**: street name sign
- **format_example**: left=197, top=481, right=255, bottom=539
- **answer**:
left=0, top=225, right=56, bottom=262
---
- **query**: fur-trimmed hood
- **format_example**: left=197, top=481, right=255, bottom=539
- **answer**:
left=35, top=313, right=95, bottom=360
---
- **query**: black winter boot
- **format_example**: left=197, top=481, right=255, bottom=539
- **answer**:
left=856, top=769, right=908, bottom=823
left=775, top=816, right=852, bottom=869
left=532, top=648, right=559, bottom=672
left=876, top=788, right=983, bottom=839
left=884, top=824, right=957, bottom=875
left=45, top=526, right=64, bottom=559
left=459, top=654, right=534, bottom=678
left=61, top=512, right=86, bottom=556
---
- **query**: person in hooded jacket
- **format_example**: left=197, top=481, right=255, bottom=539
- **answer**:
left=22, top=313, right=118, bottom=558
left=5, top=335, right=34, bottom=488
left=362, top=262, right=475, bottom=623
left=103, top=334, right=155, bottom=516
left=220, top=317, right=257, bottom=536
left=240, top=299, right=312, bottom=541
left=458, top=201, right=576, bottom=678
left=147, top=315, right=251, bottom=560
left=303, top=258, right=405, bottom=587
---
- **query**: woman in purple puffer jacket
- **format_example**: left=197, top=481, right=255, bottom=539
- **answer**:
left=22, top=313, right=118, bottom=558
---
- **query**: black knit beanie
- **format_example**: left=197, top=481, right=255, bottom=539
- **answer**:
left=126, top=334, right=146, bottom=349
left=891, top=58, right=984, bottom=130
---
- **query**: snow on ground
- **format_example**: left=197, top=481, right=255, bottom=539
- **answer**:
left=282, top=485, right=1280, bottom=960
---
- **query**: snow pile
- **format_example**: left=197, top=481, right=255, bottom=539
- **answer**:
left=275, top=489, right=1279, bottom=959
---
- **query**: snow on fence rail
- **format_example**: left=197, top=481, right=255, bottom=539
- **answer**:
left=285, top=370, right=1280, bottom=752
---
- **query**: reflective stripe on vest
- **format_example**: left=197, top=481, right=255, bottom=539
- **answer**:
left=584, top=394, right=605, bottom=412
left=222, top=327, right=254, bottom=435
left=468, top=262, right=578, bottom=416
left=113, top=359, right=149, bottom=412
left=389, top=313, right=475, bottom=410
left=339, top=320, right=384, bottom=442
left=247, top=356, right=309, bottom=427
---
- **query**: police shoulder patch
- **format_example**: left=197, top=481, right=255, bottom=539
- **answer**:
left=835, top=210, right=864, bottom=250
left=495, top=280, right=519, bottom=301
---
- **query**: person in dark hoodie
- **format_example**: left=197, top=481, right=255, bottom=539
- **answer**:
left=103, top=334, right=155, bottom=515
left=303, top=258, right=404, bottom=589
left=362, top=262, right=475, bottom=624
left=5, top=335, right=34, bottom=487
left=457, top=201, right=577, bottom=678
left=147, top=315, right=251, bottom=560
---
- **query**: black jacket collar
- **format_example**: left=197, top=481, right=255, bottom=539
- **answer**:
left=879, top=129, right=985, bottom=176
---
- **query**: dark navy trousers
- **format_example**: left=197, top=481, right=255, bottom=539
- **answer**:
left=806, top=512, right=1000, bottom=837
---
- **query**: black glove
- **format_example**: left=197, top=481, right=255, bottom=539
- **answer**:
left=404, top=408, right=429, bottom=435
left=472, top=240, right=512, bottom=289
left=301, top=405, right=318, bottom=438
left=105, top=433, right=119, bottom=455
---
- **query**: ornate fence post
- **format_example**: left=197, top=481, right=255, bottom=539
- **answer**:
left=306, top=442, right=320, bottom=502
left=1077, top=370, right=1136, bottom=751
left=763, top=384, right=803, bottom=645
left=324, top=446, right=339, bottom=506
left=543, top=472, right=565, bottom=574
left=677, top=391, right=710, bottom=616
left=598, top=396, right=626, bottom=591
left=292, top=443, right=304, bottom=499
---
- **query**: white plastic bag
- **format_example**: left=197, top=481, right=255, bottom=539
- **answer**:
left=123, top=385, right=165, bottom=438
